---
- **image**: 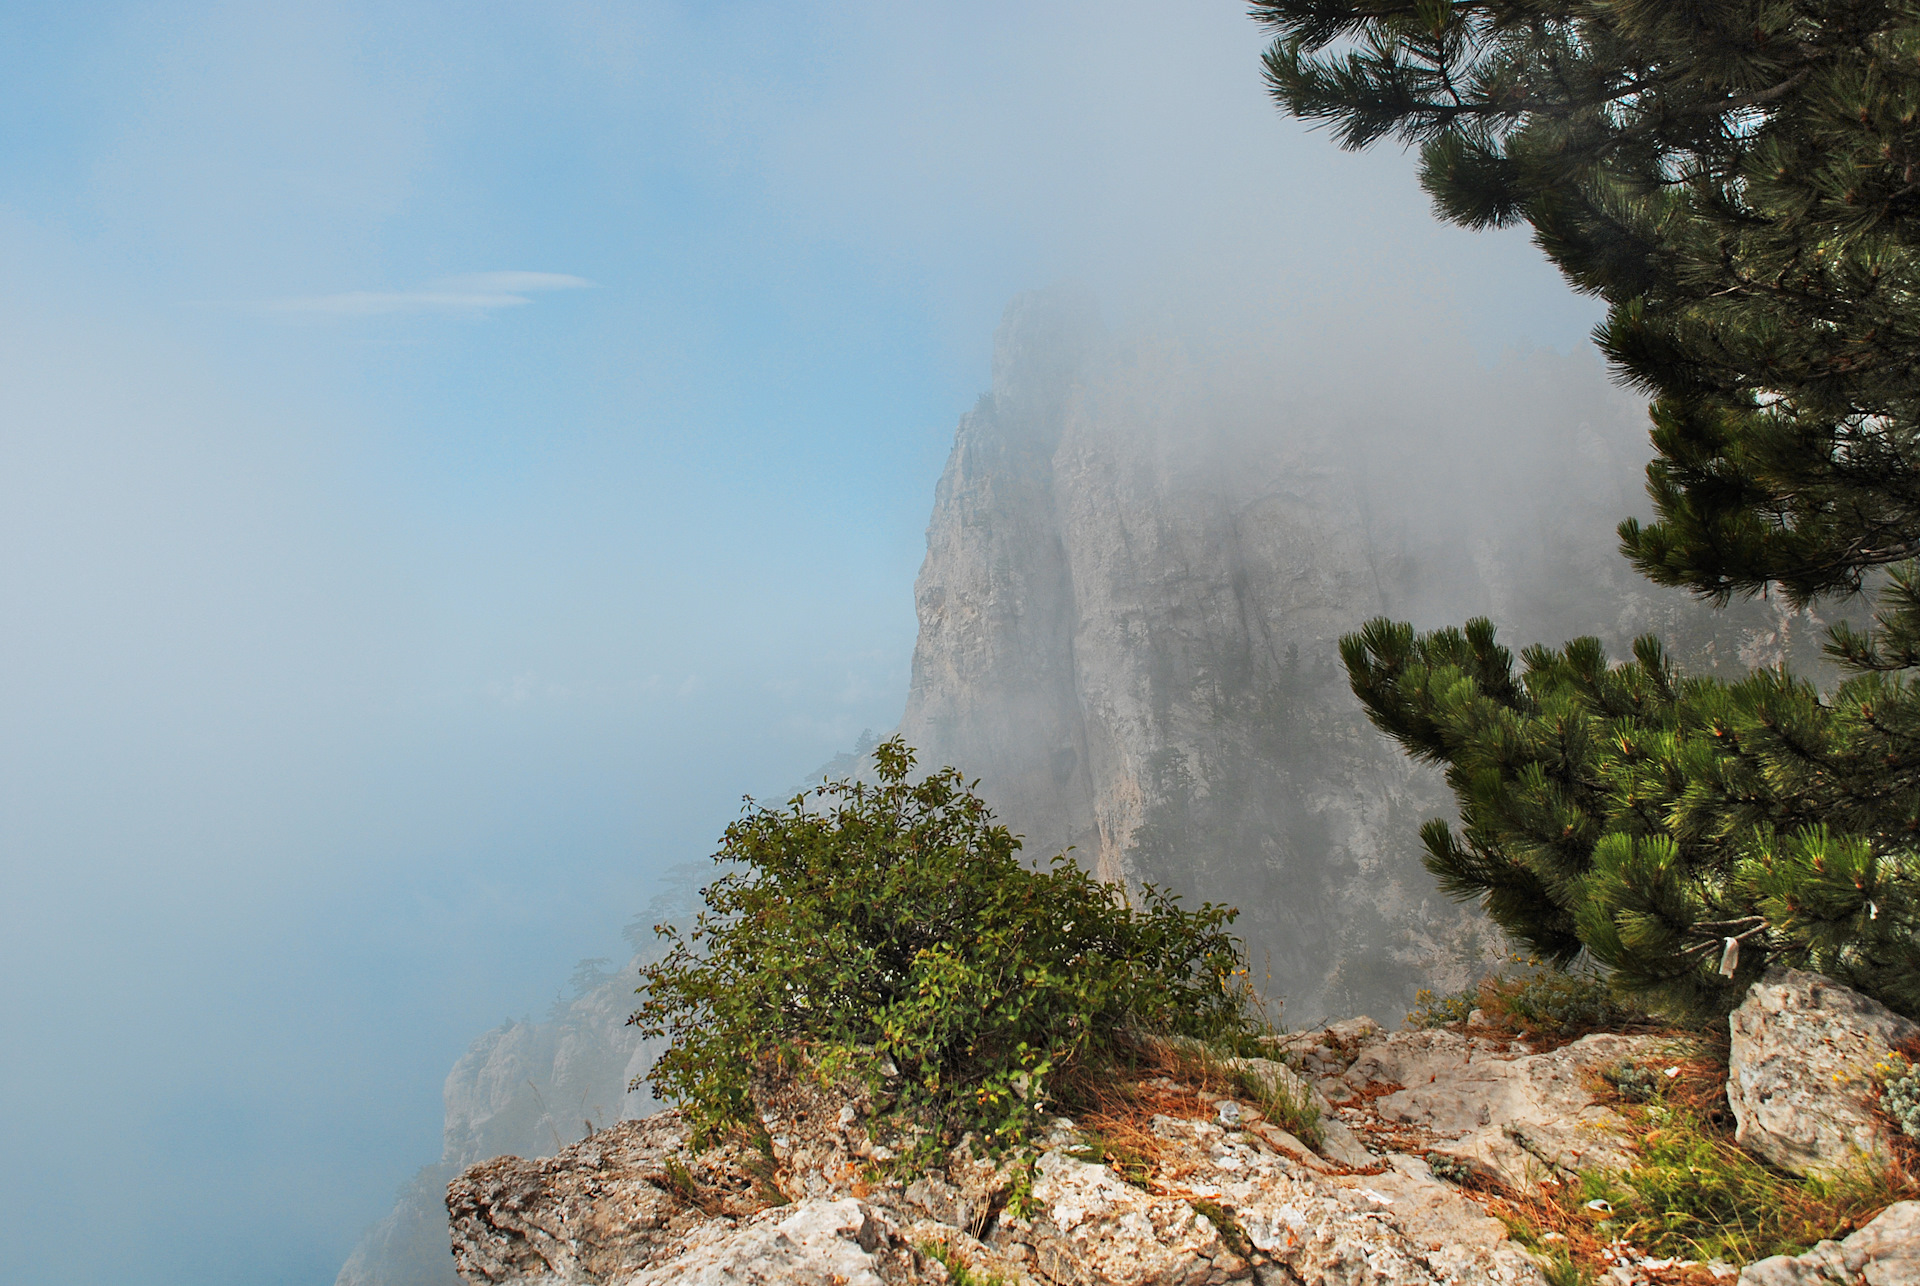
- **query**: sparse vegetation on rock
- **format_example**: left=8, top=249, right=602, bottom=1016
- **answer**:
left=453, top=966, right=1920, bottom=1284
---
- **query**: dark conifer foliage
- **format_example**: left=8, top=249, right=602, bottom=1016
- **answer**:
left=1256, top=0, right=1920, bottom=602
left=1255, top=0, right=1920, bottom=1015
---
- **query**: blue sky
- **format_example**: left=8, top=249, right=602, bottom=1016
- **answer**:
left=0, top=3, right=1602, bottom=1283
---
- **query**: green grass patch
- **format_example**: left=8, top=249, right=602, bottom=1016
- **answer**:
left=1154, top=1034, right=1324, bottom=1148
left=1068, top=1124, right=1157, bottom=1188
left=917, top=1239, right=1010, bottom=1286
left=1583, top=1105, right=1907, bottom=1264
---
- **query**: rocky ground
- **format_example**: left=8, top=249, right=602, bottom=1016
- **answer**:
left=443, top=970, right=1920, bottom=1286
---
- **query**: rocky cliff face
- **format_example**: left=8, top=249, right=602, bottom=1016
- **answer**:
left=897, top=290, right=1822, bottom=1025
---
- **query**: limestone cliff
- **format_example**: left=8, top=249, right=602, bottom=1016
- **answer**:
left=896, top=290, right=1822, bottom=1025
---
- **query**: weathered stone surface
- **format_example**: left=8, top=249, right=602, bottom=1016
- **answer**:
left=624, top=1198, right=905, bottom=1286
left=446, top=1116, right=771, bottom=1285
left=1218, top=1056, right=1373, bottom=1169
left=446, top=1053, right=1562, bottom=1286
left=1727, top=970, right=1919, bottom=1178
left=1025, top=1147, right=1245, bottom=1285
left=1737, top=1201, right=1920, bottom=1285
left=1136, top=1117, right=1544, bottom=1286
left=442, top=991, right=1920, bottom=1285
left=1348, top=1029, right=1669, bottom=1188
left=751, top=1061, right=871, bottom=1204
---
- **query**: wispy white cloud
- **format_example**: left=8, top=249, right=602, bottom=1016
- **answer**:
left=267, top=271, right=593, bottom=317
left=434, top=271, right=594, bottom=294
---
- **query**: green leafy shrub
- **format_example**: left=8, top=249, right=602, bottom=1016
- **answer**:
left=631, top=739, right=1254, bottom=1155
left=1406, top=988, right=1475, bottom=1029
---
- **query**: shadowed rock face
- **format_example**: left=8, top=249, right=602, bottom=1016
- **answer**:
left=897, top=290, right=1822, bottom=1025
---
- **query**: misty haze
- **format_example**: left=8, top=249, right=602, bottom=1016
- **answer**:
left=0, top=4, right=1849, bottom=1286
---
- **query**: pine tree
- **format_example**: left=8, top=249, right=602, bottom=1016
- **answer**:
left=1253, top=0, right=1920, bottom=1015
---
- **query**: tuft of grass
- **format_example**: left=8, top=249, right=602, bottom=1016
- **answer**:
left=1589, top=1108, right=1911, bottom=1264
left=658, top=1157, right=717, bottom=1214
left=1230, top=1061, right=1324, bottom=1149
left=1069, top=1123, right=1157, bottom=1189
left=1496, top=1215, right=1592, bottom=1286
left=917, top=1238, right=1010, bottom=1286
left=1050, top=1031, right=1327, bottom=1187
left=1152, top=1035, right=1324, bottom=1148
left=735, top=1124, right=790, bottom=1206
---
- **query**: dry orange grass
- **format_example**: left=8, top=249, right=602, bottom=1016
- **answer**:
left=1050, top=1039, right=1255, bottom=1187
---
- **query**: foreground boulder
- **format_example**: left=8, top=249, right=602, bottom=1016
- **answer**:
left=626, top=1198, right=912, bottom=1286
left=1738, top=1200, right=1920, bottom=1285
left=1727, top=969, right=1919, bottom=1179
left=1338, top=1028, right=1673, bottom=1190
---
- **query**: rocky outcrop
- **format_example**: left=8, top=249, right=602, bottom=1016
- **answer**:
left=447, top=1114, right=772, bottom=1284
left=627, top=1199, right=911, bottom=1286
left=1727, top=969, right=1920, bottom=1179
left=445, top=1042, right=1551, bottom=1286
left=896, top=290, right=1824, bottom=1024
left=1339, top=1029, right=1673, bottom=1190
left=444, top=974, right=1920, bottom=1286
left=1738, top=1201, right=1920, bottom=1285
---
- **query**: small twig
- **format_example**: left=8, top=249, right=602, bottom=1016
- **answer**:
left=1687, top=916, right=1767, bottom=934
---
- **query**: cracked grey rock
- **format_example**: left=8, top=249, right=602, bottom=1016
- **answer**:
left=1728, top=970, right=1919, bottom=1180
left=1352, top=1029, right=1669, bottom=1189
left=621, top=1199, right=897, bottom=1286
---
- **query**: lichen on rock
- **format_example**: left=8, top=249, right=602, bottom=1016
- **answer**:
left=1727, top=969, right=1920, bottom=1179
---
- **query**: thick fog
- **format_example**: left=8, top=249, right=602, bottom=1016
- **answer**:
left=0, top=4, right=1609, bottom=1284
